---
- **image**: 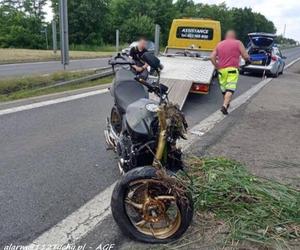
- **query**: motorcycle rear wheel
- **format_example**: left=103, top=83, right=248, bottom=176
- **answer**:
left=111, top=105, right=122, bottom=134
left=111, top=166, right=193, bottom=243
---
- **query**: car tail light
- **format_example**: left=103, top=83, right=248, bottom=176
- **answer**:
left=191, top=83, right=209, bottom=93
left=271, top=55, right=277, bottom=61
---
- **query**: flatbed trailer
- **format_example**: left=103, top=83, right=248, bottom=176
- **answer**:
left=158, top=54, right=215, bottom=109
left=151, top=18, right=221, bottom=109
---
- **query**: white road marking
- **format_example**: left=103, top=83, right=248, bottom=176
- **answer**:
left=0, top=88, right=109, bottom=116
left=27, top=182, right=115, bottom=248
left=286, top=57, right=300, bottom=68
left=179, top=77, right=273, bottom=150
left=24, top=55, right=300, bottom=247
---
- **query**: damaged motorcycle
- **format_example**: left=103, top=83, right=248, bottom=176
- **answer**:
left=104, top=52, right=193, bottom=243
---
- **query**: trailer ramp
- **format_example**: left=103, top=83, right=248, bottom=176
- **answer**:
left=150, top=56, right=214, bottom=109
left=149, top=78, right=192, bottom=110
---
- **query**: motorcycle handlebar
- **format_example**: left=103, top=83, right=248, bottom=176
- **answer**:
left=134, top=77, right=155, bottom=91
left=108, top=53, right=135, bottom=66
left=134, top=77, right=169, bottom=102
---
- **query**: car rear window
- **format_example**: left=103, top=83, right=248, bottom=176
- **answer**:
left=176, top=27, right=214, bottom=40
left=250, top=37, right=274, bottom=47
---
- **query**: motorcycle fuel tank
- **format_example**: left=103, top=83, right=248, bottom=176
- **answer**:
left=126, top=98, right=159, bottom=137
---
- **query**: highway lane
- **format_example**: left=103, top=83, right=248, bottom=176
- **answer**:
left=0, top=58, right=109, bottom=78
left=0, top=47, right=300, bottom=247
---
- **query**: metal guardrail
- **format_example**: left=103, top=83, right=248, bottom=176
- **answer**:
left=39, top=67, right=113, bottom=90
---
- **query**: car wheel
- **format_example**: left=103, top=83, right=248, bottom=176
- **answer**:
left=280, top=65, right=284, bottom=75
left=273, top=70, right=279, bottom=78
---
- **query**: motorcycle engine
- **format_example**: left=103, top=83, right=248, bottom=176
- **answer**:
left=117, top=132, right=156, bottom=173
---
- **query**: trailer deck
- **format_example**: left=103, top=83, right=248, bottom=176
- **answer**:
left=150, top=56, right=215, bottom=109
left=159, top=56, right=214, bottom=83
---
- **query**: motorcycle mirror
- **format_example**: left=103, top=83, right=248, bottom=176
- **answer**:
left=141, top=52, right=161, bottom=70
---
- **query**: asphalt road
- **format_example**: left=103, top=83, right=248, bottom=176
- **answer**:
left=0, top=47, right=300, bottom=248
left=0, top=58, right=110, bottom=78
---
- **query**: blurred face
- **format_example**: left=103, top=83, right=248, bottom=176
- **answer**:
left=138, top=39, right=147, bottom=50
left=226, top=30, right=236, bottom=40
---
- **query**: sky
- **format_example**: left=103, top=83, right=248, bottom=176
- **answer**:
left=195, top=0, right=300, bottom=41
left=44, top=0, right=300, bottom=41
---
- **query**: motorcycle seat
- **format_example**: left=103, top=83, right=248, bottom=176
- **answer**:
left=113, top=68, right=149, bottom=112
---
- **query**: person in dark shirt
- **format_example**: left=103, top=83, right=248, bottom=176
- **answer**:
left=129, top=37, right=149, bottom=79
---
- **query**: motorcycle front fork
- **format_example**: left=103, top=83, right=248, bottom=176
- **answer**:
left=152, top=108, right=167, bottom=169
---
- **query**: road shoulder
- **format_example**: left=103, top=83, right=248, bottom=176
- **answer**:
left=191, top=62, right=300, bottom=187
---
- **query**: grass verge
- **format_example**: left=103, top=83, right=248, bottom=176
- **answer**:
left=177, top=157, right=300, bottom=249
left=0, top=48, right=114, bottom=64
left=0, top=71, right=112, bottom=102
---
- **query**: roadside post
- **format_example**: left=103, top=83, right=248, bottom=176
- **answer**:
left=52, top=20, right=57, bottom=54
left=154, top=24, right=160, bottom=56
left=59, top=0, right=69, bottom=69
left=116, top=29, right=120, bottom=53
left=41, top=27, right=49, bottom=49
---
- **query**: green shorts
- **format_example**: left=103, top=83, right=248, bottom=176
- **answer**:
left=218, top=67, right=239, bottom=93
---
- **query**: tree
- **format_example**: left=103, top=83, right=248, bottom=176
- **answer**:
left=230, top=7, right=276, bottom=44
left=194, top=3, right=234, bottom=39
left=0, top=4, right=45, bottom=48
left=1, top=0, right=47, bottom=19
left=175, top=0, right=196, bottom=17
left=252, top=12, right=276, bottom=35
left=276, top=35, right=298, bottom=45
left=121, top=15, right=154, bottom=42
left=23, top=0, right=47, bottom=20
left=110, top=0, right=176, bottom=44
left=51, top=0, right=111, bottom=46
left=0, top=0, right=283, bottom=49
left=147, top=0, right=176, bottom=43
left=0, top=0, right=25, bottom=10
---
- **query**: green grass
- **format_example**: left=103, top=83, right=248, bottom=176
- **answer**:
left=69, top=43, right=128, bottom=52
left=0, top=48, right=114, bottom=64
left=0, top=71, right=112, bottom=102
left=279, top=44, right=300, bottom=50
left=183, top=157, right=300, bottom=248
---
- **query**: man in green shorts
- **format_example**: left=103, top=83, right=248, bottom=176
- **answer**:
left=210, top=30, right=250, bottom=115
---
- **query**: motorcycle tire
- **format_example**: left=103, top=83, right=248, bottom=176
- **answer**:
left=111, top=166, right=193, bottom=243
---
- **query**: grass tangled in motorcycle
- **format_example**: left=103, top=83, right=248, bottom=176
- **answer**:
left=180, top=157, right=300, bottom=248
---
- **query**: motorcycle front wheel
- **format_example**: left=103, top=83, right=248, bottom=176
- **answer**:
left=111, top=166, right=193, bottom=243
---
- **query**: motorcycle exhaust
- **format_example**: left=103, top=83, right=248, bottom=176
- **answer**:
left=118, top=159, right=125, bottom=175
left=104, top=118, right=120, bottom=150
left=104, top=129, right=114, bottom=149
